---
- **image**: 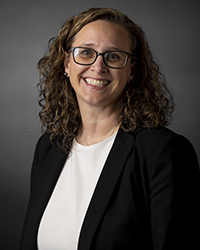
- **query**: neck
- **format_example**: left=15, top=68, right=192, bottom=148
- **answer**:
left=76, top=105, right=120, bottom=146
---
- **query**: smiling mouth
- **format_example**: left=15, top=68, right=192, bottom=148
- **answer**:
left=85, top=78, right=110, bottom=87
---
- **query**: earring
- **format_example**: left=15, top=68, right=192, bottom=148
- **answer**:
left=64, top=72, right=68, bottom=76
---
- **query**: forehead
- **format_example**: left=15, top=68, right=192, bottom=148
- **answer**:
left=72, top=20, right=131, bottom=51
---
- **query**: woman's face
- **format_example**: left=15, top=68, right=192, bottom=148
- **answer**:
left=64, top=20, right=134, bottom=110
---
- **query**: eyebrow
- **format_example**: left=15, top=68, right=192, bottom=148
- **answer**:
left=76, top=43, right=122, bottom=51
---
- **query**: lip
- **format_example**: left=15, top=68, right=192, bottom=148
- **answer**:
left=83, top=77, right=111, bottom=89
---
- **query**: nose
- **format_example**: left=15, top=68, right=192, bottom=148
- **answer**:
left=90, top=54, right=108, bottom=73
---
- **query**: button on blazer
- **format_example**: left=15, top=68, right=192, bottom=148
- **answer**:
left=20, top=127, right=200, bottom=250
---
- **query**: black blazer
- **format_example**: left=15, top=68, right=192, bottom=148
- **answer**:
left=20, top=127, right=200, bottom=250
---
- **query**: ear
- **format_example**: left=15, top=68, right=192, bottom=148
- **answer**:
left=64, top=51, right=70, bottom=75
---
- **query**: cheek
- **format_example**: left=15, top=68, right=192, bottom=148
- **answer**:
left=68, top=65, right=80, bottom=84
left=68, top=63, right=88, bottom=79
left=68, top=65, right=89, bottom=92
left=117, top=70, right=130, bottom=86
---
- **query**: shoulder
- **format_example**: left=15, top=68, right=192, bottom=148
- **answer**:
left=127, top=127, right=199, bottom=195
left=132, top=127, right=199, bottom=175
left=135, top=126, right=183, bottom=143
left=134, top=126, right=194, bottom=152
left=32, top=133, right=64, bottom=165
left=127, top=127, right=199, bottom=169
left=36, top=133, right=52, bottom=149
left=30, top=133, right=67, bottom=184
left=33, top=133, right=51, bottom=157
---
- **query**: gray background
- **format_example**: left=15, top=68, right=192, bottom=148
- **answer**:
left=1, top=0, right=199, bottom=249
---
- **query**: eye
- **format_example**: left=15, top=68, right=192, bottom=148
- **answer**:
left=79, top=49, right=94, bottom=58
left=106, top=52, right=121, bottom=61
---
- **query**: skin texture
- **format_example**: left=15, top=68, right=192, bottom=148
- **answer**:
left=64, top=20, right=135, bottom=145
left=64, top=20, right=134, bottom=109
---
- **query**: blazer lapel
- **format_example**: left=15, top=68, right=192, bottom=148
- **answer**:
left=78, top=128, right=136, bottom=250
left=32, top=144, right=67, bottom=221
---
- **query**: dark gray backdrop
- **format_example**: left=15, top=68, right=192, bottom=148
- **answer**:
left=1, top=0, right=199, bottom=249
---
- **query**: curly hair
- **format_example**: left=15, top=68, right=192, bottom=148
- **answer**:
left=37, top=8, right=174, bottom=154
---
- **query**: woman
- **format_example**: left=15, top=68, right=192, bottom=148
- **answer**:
left=20, top=8, right=200, bottom=250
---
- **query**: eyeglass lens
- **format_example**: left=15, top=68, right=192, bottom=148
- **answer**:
left=72, top=47, right=129, bottom=68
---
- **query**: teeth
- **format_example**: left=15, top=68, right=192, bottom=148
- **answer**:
left=85, top=78, right=109, bottom=87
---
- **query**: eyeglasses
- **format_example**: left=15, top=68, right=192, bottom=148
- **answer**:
left=70, top=47, right=134, bottom=69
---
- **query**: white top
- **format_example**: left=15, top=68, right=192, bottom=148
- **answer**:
left=37, top=133, right=117, bottom=250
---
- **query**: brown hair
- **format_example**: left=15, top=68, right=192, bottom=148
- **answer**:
left=38, top=8, right=174, bottom=153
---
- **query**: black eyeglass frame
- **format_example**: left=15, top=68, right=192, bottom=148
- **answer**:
left=70, top=47, right=134, bottom=69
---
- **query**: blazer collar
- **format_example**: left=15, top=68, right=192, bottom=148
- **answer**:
left=78, top=127, right=136, bottom=250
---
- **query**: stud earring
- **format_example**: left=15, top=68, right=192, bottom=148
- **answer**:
left=64, top=72, right=68, bottom=76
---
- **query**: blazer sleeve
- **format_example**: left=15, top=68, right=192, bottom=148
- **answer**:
left=148, top=133, right=200, bottom=250
left=20, top=133, right=54, bottom=250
